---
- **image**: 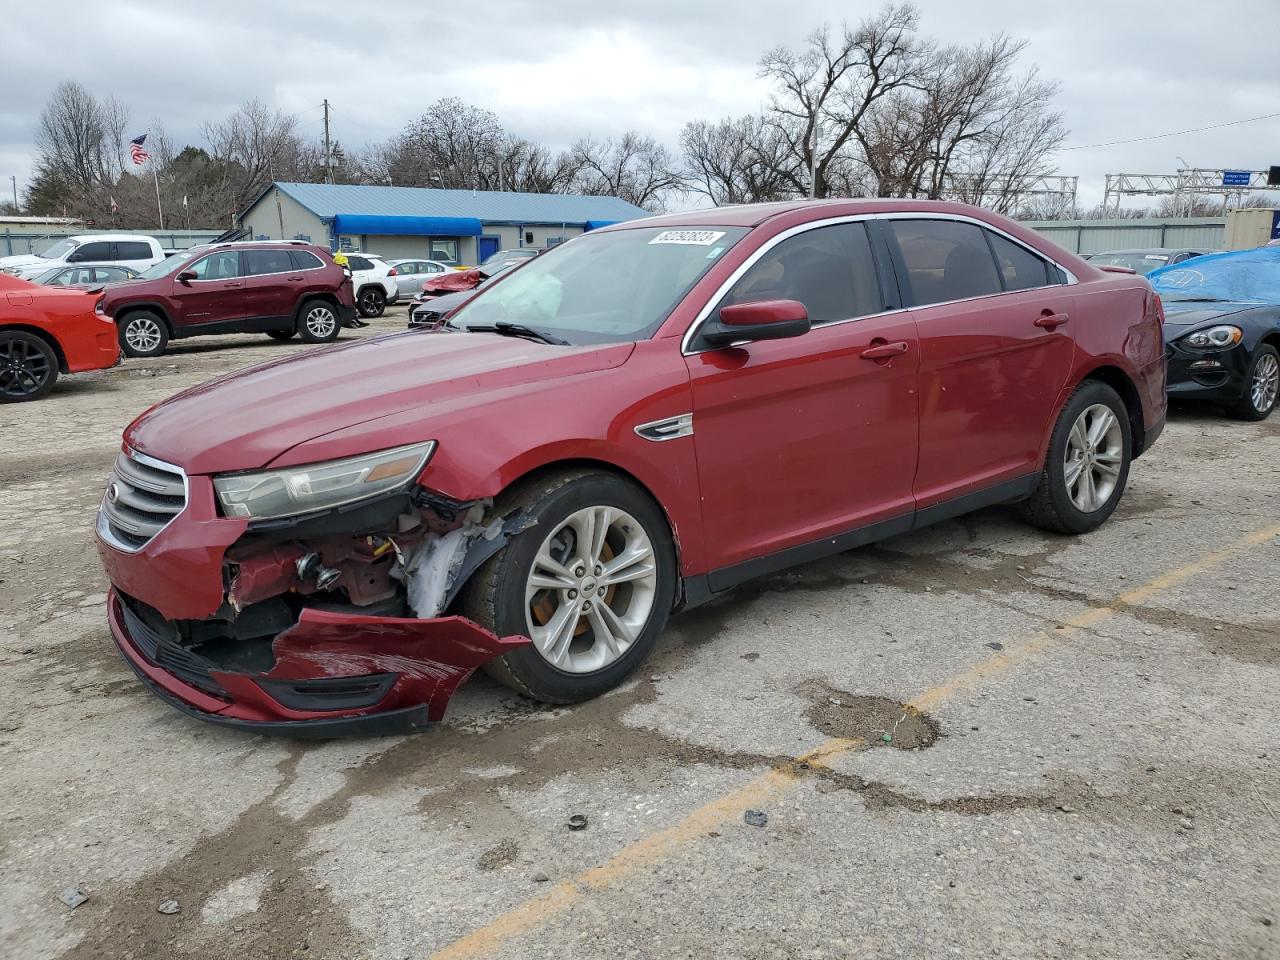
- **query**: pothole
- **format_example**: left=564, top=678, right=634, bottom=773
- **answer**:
left=803, top=682, right=940, bottom=749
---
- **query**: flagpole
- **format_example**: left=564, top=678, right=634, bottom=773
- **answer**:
left=152, top=164, right=165, bottom=231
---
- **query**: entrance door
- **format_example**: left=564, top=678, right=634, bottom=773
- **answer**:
left=478, top=236, right=500, bottom=264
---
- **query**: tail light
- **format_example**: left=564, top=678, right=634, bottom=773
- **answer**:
left=94, top=295, right=106, bottom=316
left=1152, top=292, right=1165, bottom=327
left=387, top=267, right=397, bottom=276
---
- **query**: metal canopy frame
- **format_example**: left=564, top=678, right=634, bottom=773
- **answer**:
left=1104, top=169, right=1280, bottom=214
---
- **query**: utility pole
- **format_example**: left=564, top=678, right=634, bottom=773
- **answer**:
left=10, top=175, right=17, bottom=213
left=323, top=99, right=333, bottom=184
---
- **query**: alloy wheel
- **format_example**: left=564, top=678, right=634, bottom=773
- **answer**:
left=305, top=305, right=336, bottom=338
left=1064, top=403, right=1124, bottom=513
left=359, top=289, right=385, bottom=317
left=124, top=316, right=162, bottom=353
left=0, top=336, right=52, bottom=399
left=1251, top=352, right=1279, bottom=413
left=524, top=505, right=658, bottom=674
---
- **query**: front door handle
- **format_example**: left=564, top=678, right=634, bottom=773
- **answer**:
left=861, top=341, right=910, bottom=360
left=1035, top=311, right=1069, bottom=328
left=224, top=282, right=243, bottom=288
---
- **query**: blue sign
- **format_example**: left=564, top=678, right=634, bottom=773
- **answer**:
left=1223, top=170, right=1251, bottom=186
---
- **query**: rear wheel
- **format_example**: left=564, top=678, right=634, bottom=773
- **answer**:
left=1020, top=381, right=1132, bottom=535
left=118, top=311, right=168, bottom=358
left=266, top=329, right=295, bottom=341
left=460, top=470, right=676, bottom=703
left=0, top=331, right=58, bottom=402
left=358, top=286, right=386, bottom=318
left=297, top=301, right=340, bottom=344
left=1229, top=345, right=1279, bottom=421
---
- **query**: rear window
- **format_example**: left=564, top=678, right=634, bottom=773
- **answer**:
left=290, top=250, right=324, bottom=270
left=888, top=220, right=1003, bottom=306
left=115, top=241, right=154, bottom=260
left=346, top=255, right=374, bottom=271
left=986, top=232, right=1054, bottom=291
left=244, top=249, right=295, bottom=275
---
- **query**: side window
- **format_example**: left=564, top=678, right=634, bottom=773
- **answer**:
left=887, top=220, right=1002, bottom=306
left=289, top=250, right=324, bottom=270
left=401, top=262, right=422, bottom=275
left=69, top=267, right=95, bottom=284
left=48, top=270, right=74, bottom=285
left=115, top=241, right=153, bottom=260
left=986, top=231, right=1052, bottom=291
left=94, top=267, right=127, bottom=282
left=346, top=255, right=373, bottom=271
left=188, top=251, right=241, bottom=280
left=720, top=222, right=882, bottom=325
left=244, top=249, right=295, bottom=276
left=68, top=241, right=113, bottom=262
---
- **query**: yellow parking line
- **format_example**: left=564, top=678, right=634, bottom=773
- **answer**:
left=429, top=522, right=1280, bottom=960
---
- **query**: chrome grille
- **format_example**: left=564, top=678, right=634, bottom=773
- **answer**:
left=98, top=450, right=188, bottom=551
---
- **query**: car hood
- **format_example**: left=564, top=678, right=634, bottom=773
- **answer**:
left=125, top=331, right=635, bottom=474
left=0, top=254, right=44, bottom=270
left=1160, top=301, right=1260, bottom=331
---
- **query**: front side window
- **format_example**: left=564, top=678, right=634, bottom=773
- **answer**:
left=451, top=226, right=750, bottom=345
left=68, top=241, right=113, bottom=262
left=986, top=231, right=1053, bottom=291
left=244, top=249, right=295, bottom=276
left=115, top=241, right=153, bottom=260
left=888, top=220, right=1002, bottom=306
left=188, top=251, right=241, bottom=280
left=720, top=222, right=882, bottom=325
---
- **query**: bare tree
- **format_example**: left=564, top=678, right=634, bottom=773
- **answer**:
left=681, top=115, right=798, bottom=205
left=202, top=99, right=306, bottom=209
left=570, top=132, right=683, bottom=211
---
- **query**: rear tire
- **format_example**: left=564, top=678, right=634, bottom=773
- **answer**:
left=460, top=470, right=677, bottom=704
left=118, top=311, right=168, bottom=358
left=0, top=330, right=59, bottom=402
left=297, top=300, right=340, bottom=344
left=1228, top=344, right=1278, bottom=422
left=358, top=286, right=386, bottom=318
left=1020, top=380, right=1132, bottom=535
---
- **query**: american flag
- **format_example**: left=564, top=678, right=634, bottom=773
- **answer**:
left=129, top=134, right=150, bottom=166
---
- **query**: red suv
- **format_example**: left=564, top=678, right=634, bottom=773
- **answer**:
left=95, top=200, right=1166, bottom=736
left=102, top=241, right=356, bottom=357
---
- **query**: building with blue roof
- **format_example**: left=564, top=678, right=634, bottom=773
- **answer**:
left=237, top=182, right=650, bottom=265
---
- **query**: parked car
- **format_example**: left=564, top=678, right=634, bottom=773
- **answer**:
left=32, top=264, right=141, bottom=288
left=0, top=234, right=165, bottom=279
left=385, top=259, right=458, bottom=297
left=1087, top=248, right=1218, bottom=275
left=406, top=263, right=520, bottom=327
left=0, top=273, right=120, bottom=401
left=338, top=253, right=398, bottom=318
left=1149, top=247, right=1280, bottom=420
left=101, top=240, right=356, bottom=358
left=479, top=248, right=539, bottom=270
left=95, top=199, right=1166, bottom=735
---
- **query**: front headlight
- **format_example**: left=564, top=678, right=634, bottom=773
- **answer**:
left=213, top=441, right=435, bottom=520
left=1182, top=325, right=1243, bottom=349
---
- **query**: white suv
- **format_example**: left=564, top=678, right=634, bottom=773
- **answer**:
left=0, top=234, right=166, bottom=279
left=338, top=252, right=399, bottom=318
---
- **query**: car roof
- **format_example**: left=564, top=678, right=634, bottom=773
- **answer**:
left=1092, top=248, right=1197, bottom=256
left=601, top=197, right=1039, bottom=230
left=66, top=233, right=158, bottom=242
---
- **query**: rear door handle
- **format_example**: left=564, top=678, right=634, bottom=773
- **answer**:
left=1035, top=311, right=1069, bottom=328
left=288, top=275, right=304, bottom=282
left=861, top=341, right=910, bottom=360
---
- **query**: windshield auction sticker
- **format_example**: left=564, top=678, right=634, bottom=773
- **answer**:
left=649, top=230, right=727, bottom=245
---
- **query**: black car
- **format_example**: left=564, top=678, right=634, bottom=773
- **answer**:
left=1151, top=249, right=1280, bottom=421
left=1088, top=248, right=1219, bottom=275
left=406, top=262, right=520, bottom=329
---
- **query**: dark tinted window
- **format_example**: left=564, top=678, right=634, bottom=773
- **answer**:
left=888, top=220, right=1002, bottom=305
left=290, top=250, right=324, bottom=270
left=115, top=241, right=153, bottom=260
left=986, top=231, right=1052, bottom=291
left=244, top=249, right=295, bottom=275
left=68, top=241, right=113, bottom=262
left=346, top=255, right=374, bottom=271
left=721, top=222, right=882, bottom=325
left=189, top=251, right=241, bottom=280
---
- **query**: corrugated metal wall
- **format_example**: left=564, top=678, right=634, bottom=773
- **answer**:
left=1023, top=218, right=1226, bottom=255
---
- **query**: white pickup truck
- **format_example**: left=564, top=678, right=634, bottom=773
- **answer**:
left=0, top=234, right=167, bottom=280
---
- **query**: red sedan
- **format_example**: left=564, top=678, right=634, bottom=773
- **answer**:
left=1, top=273, right=120, bottom=402
left=95, top=199, right=1166, bottom=735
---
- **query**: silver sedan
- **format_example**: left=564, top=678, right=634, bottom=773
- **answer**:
left=385, top=259, right=458, bottom=296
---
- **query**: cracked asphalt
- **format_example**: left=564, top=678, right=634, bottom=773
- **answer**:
left=1, top=308, right=1277, bottom=960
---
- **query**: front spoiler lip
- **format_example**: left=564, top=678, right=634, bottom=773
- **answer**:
left=107, top=589, right=530, bottom=738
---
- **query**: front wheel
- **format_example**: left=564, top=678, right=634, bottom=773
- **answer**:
left=357, top=287, right=386, bottom=318
left=1229, top=344, right=1279, bottom=422
left=460, top=471, right=677, bottom=703
left=118, top=311, right=168, bottom=358
left=297, top=301, right=340, bottom=344
left=1020, top=381, right=1132, bottom=535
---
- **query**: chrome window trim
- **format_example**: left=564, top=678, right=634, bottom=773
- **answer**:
left=680, top=211, right=1078, bottom=356
left=95, top=448, right=191, bottom=555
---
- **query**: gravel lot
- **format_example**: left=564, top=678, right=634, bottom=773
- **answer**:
left=2, top=308, right=1278, bottom=960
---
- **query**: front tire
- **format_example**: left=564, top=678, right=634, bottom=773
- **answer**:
left=0, top=330, right=59, bottom=402
left=1020, top=381, right=1132, bottom=535
left=118, top=311, right=168, bottom=358
left=1229, top=344, right=1278, bottom=422
left=297, top=300, right=340, bottom=344
left=460, top=470, right=677, bottom=703
left=358, top=286, right=386, bottom=318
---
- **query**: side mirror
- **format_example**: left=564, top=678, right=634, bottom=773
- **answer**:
left=176, top=270, right=198, bottom=283
left=701, top=299, right=811, bottom=347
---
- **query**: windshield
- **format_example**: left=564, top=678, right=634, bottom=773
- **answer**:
left=1149, top=247, right=1280, bottom=304
left=33, top=267, right=65, bottom=284
left=136, top=250, right=200, bottom=281
left=1089, top=253, right=1169, bottom=275
left=451, top=226, right=749, bottom=344
left=39, top=239, right=78, bottom=260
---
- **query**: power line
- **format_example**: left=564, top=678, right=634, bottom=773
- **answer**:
left=1060, top=111, right=1280, bottom=152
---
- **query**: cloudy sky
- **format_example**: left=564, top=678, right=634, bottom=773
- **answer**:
left=2, top=0, right=1278, bottom=210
